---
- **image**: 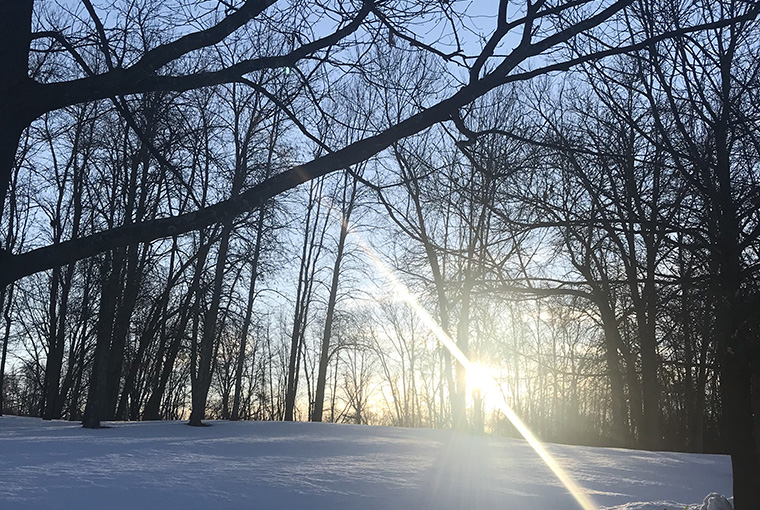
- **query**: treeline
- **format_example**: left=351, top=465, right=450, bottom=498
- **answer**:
left=0, top=0, right=759, bottom=505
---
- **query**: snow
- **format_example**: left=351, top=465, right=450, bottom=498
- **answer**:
left=608, top=493, right=733, bottom=510
left=0, top=416, right=732, bottom=509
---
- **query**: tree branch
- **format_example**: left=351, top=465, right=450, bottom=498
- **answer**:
left=35, top=0, right=372, bottom=115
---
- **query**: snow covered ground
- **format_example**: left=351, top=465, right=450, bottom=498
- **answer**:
left=0, top=415, right=731, bottom=509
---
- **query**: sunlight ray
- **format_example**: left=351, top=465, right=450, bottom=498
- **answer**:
left=354, top=236, right=599, bottom=510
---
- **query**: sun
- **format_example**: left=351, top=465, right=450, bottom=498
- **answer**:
left=466, top=363, right=495, bottom=395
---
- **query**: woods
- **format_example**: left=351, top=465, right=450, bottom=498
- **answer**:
left=0, top=0, right=759, bottom=507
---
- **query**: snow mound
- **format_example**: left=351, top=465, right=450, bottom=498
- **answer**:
left=603, top=493, right=733, bottom=510
left=603, top=502, right=696, bottom=510
left=700, top=493, right=733, bottom=510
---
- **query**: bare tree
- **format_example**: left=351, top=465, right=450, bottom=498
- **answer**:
left=2, top=0, right=648, bottom=287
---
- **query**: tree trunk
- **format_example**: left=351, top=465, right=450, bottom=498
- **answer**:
left=284, top=300, right=306, bottom=421
left=0, top=1, right=32, bottom=215
left=629, top=234, right=662, bottom=449
left=63, top=269, right=92, bottom=420
left=116, top=283, right=171, bottom=420
left=713, top=108, right=760, bottom=508
left=104, top=142, right=153, bottom=419
left=231, top=207, right=266, bottom=420
left=406, top=167, right=456, bottom=424
left=82, top=255, right=122, bottom=428
left=0, top=284, right=14, bottom=415
left=637, top=309, right=661, bottom=449
left=188, top=223, right=233, bottom=426
left=313, top=173, right=356, bottom=422
left=104, top=243, right=144, bottom=419
left=118, top=237, right=184, bottom=420
left=453, top=277, right=471, bottom=432
left=143, top=236, right=209, bottom=420
left=143, top=325, right=184, bottom=420
left=597, top=302, right=630, bottom=446
left=285, top=180, right=328, bottom=421
left=42, top=265, right=62, bottom=419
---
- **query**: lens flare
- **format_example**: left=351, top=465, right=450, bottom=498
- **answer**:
left=355, top=238, right=598, bottom=510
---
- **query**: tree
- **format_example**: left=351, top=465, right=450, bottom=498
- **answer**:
left=1, top=0, right=644, bottom=288
left=284, top=177, right=331, bottom=421
left=624, top=0, right=760, bottom=502
left=312, top=169, right=360, bottom=422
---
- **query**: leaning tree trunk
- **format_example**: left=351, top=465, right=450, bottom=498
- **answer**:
left=116, top=280, right=172, bottom=420
left=231, top=206, right=266, bottom=420
left=312, top=173, right=357, bottom=422
left=285, top=180, right=328, bottom=421
left=188, top=223, right=233, bottom=426
left=104, top=243, right=144, bottom=419
left=43, top=262, right=77, bottom=420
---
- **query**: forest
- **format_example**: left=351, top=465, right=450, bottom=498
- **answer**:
left=0, top=0, right=758, bottom=507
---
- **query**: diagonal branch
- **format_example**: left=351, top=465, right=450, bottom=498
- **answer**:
left=35, top=1, right=372, bottom=116
left=2, top=0, right=640, bottom=285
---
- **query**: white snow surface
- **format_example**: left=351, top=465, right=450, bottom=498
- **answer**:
left=0, top=416, right=732, bottom=509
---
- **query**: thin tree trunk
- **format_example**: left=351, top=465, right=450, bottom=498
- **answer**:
left=42, top=265, right=61, bottom=418
left=116, top=273, right=174, bottom=420
left=0, top=283, right=14, bottom=415
left=188, top=223, right=233, bottom=426
left=104, top=243, right=145, bottom=419
left=104, top=142, right=154, bottom=419
left=313, top=172, right=357, bottom=422
left=285, top=180, right=328, bottom=421
left=43, top=261, right=78, bottom=420
left=231, top=207, right=266, bottom=420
